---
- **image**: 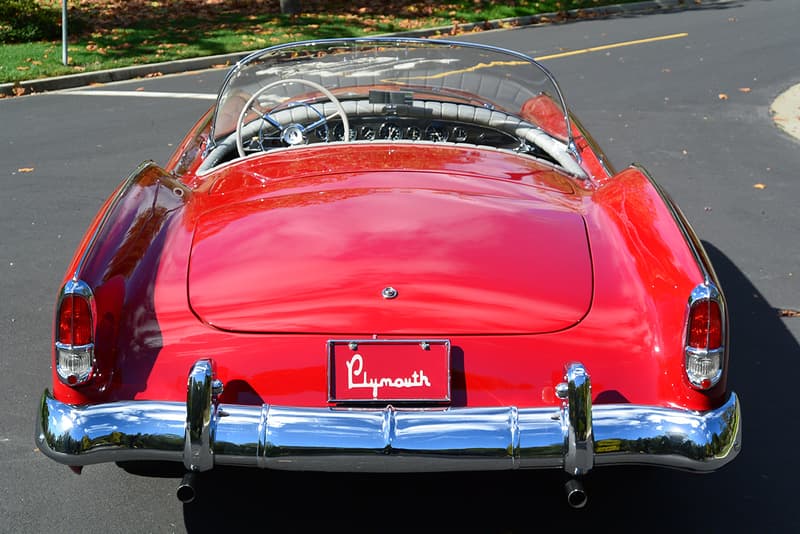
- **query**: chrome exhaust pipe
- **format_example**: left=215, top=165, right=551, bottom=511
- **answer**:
left=177, top=471, right=198, bottom=503
left=564, top=478, right=587, bottom=509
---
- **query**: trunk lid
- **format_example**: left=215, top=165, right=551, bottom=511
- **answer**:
left=188, top=170, right=592, bottom=335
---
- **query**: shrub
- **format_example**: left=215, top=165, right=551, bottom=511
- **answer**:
left=0, top=0, right=60, bottom=43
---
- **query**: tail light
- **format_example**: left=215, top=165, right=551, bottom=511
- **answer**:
left=55, top=279, right=96, bottom=386
left=684, top=283, right=725, bottom=390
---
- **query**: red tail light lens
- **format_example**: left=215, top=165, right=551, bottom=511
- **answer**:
left=55, top=281, right=96, bottom=386
left=687, top=299, right=722, bottom=349
left=684, top=283, right=725, bottom=390
left=58, top=294, right=93, bottom=346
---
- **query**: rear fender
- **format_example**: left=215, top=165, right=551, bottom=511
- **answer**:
left=587, top=165, right=728, bottom=407
left=53, top=163, right=189, bottom=405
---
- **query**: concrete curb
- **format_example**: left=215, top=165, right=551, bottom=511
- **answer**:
left=0, top=52, right=251, bottom=96
left=771, top=83, right=800, bottom=143
left=0, top=0, right=730, bottom=97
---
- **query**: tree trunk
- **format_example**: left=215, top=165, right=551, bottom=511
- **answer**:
left=280, top=0, right=301, bottom=15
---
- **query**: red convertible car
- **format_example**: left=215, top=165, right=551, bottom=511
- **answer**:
left=36, top=37, right=741, bottom=508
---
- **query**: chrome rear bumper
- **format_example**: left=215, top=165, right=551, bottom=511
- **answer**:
left=36, top=360, right=741, bottom=474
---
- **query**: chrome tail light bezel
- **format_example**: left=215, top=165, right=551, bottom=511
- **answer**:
left=54, top=278, right=96, bottom=386
left=684, top=282, right=726, bottom=390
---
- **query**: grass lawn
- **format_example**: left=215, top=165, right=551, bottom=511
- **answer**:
left=1, top=0, right=643, bottom=87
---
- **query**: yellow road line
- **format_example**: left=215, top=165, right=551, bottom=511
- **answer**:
left=397, top=33, right=690, bottom=82
left=402, top=60, right=526, bottom=81
left=535, top=32, right=689, bottom=61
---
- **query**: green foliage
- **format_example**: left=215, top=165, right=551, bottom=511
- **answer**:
left=0, top=0, right=647, bottom=85
left=0, top=0, right=60, bottom=43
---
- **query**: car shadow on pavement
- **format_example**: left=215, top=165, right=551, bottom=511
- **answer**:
left=179, top=241, right=798, bottom=533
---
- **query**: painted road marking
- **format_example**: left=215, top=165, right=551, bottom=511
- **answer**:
left=59, top=33, right=689, bottom=99
left=64, top=89, right=216, bottom=100
left=535, top=33, right=688, bottom=61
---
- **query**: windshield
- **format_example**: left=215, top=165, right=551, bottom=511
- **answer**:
left=210, top=37, right=574, bottom=146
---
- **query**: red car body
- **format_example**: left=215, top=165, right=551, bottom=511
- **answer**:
left=36, top=37, right=741, bottom=508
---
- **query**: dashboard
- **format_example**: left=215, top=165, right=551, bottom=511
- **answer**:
left=319, top=117, right=521, bottom=147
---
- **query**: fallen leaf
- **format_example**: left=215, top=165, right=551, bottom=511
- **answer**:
left=753, top=183, right=766, bottom=189
left=718, top=93, right=728, bottom=100
left=18, top=167, right=34, bottom=173
left=778, top=308, right=800, bottom=317
left=739, top=87, right=751, bottom=93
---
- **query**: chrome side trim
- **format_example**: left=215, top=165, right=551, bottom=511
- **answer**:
left=36, top=389, right=741, bottom=474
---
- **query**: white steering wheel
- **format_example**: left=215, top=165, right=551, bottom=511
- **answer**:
left=235, top=78, right=349, bottom=158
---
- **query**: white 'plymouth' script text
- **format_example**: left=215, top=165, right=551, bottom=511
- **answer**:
left=346, top=353, right=431, bottom=398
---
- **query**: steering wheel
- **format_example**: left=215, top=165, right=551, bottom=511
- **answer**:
left=235, top=79, right=349, bottom=158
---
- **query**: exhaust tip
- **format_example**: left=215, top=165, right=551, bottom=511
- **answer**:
left=177, top=471, right=198, bottom=503
left=564, top=478, right=587, bottom=509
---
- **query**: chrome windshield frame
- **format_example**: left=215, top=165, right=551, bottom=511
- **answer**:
left=207, top=37, right=575, bottom=154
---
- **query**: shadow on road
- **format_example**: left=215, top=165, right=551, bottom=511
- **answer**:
left=177, top=241, right=797, bottom=532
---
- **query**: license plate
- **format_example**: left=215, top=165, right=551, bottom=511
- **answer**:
left=327, top=339, right=450, bottom=403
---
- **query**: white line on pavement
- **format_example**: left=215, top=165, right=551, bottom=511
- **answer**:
left=63, top=90, right=217, bottom=100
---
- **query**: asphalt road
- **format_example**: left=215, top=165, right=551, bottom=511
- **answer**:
left=2, top=0, right=799, bottom=532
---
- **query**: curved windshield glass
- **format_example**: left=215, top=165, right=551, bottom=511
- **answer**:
left=210, top=37, right=574, bottom=147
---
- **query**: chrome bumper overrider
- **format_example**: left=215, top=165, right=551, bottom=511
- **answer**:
left=36, top=360, right=741, bottom=474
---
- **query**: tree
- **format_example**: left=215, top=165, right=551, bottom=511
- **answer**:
left=280, top=0, right=301, bottom=15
